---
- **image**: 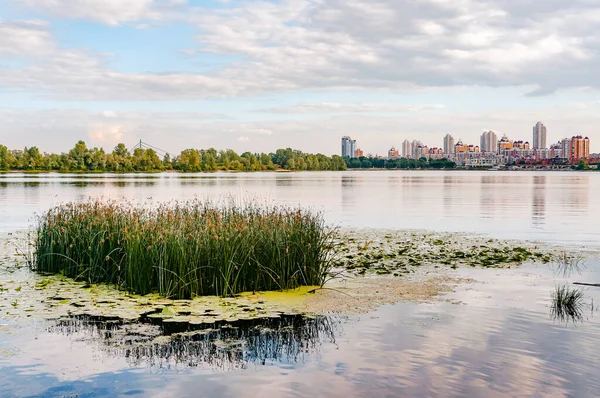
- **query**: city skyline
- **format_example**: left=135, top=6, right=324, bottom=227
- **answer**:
left=342, top=122, right=592, bottom=166
left=344, top=121, right=594, bottom=158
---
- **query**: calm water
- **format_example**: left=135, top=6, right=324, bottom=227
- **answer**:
left=0, top=171, right=598, bottom=245
left=1, top=171, right=600, bottom=397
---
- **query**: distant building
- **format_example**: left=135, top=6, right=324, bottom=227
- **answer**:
left=533, top=122, right=547, bottom=149
left=415, top=144, right=428, bottom=159
left=561, top=138, right=571, bottom=158
left=411, top=140, right=425, bottom=159
left=341, top=136, right=357, bottom=158
left=549, top=142, right=563, bottom=158
left=443, top=134, right=455, bottom=154
left=480, top=131, right=498, bottom=153
left=570, top=136, right=590, bottom=161
left=355, top=148, right=364, bottom=158
left=401, top=140, right=412, bottom=158
left=498, top=135, right=514, bottom=152
left=455, top=139, right=468, bottom=153
left=388, top=146, right=399, bottom=158
left=514, top=140, right=530, bottom=150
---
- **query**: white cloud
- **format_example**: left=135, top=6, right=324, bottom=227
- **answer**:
left=3, top=0, right=600, bottom=99
left=257, top=103, right=446, bottom=114
left=0, top=20, right=53, bottom=57
left=189, top=0, right=600, bottom=95
left=88, top=124, right=127, bottom=146
left=17, top=0, right=186, bottom=25
left=1, top=103, right=599, bottom=155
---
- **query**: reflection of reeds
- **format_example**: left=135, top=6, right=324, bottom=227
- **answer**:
left=33, top=199, right=335, bottom=299
left=551, top=285, right=585, bottom=324
left=554, top=251, right=586, bottom=277
left=46, top=314, right=341, bottom=370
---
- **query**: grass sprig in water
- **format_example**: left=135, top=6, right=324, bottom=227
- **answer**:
left=33, top=199, right=336, bottom=299
left=551, top=285, right=586, bottom=324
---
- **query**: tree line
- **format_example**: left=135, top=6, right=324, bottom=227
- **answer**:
left=345, top=156, right=457, bottom=169
left=0, top=141, right=348, bottom=172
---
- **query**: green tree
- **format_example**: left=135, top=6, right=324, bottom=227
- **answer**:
left=0, top=145, right=14, bottom=170
left=68, top=141, right=89, bottom=171
left=576, top=159, right=589, bottom=170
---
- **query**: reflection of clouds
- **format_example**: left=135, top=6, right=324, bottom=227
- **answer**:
left=1, top=326, right=131, bottom=381
left=3, top=262, right=600, bottom=396
left=2, top=314, right=340, bottom=384
left=162, top=262, right=600, bottom=397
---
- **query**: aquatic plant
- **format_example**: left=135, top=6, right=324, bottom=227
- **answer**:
left=554, top=251, right=586, bottom=277
left=33, top=199, right=335, bottom=299
left=551, top=285, right=585, bottom=324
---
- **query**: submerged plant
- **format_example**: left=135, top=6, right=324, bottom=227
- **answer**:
left=551, top=285, right=586, bottom=324
left=32, top=199, right=336, bottom=299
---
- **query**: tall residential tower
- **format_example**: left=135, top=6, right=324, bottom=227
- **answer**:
left=480, top=130, right=498, bottom=153
left=443, top=134, right=455, bottom=154
left=402, top=140, right=412, bottom=158
left=533, top=122, right=547, bottom=149
left=341, top=136, right=357, bottom=158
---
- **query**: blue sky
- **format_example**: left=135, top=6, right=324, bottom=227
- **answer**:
left=1, top=0, right=599, bottom=155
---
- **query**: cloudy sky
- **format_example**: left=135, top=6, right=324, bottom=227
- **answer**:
left=1, top=0, right=599, bottom=155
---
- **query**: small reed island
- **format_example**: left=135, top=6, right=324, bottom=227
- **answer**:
left=34, top=200, right=332, bottom=299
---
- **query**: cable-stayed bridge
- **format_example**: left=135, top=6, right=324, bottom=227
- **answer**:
left=130, top=140, right=175, bottom=159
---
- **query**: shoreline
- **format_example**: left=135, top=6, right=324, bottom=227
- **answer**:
left=0, top=167, right=598, bottom=175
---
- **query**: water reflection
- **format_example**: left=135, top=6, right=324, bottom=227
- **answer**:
left=44, top=314, right=341, bottom=371
left=0, top=171, right=598, bottom=245
left=532, top=175, right=546, bottom=228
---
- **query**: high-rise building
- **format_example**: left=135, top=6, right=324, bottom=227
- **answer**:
left=415, top=144, right=428, bottom=159
left=480, top=131, right=498, bottom=153
left=411, top=140, right=423, bottom=158
left=570, top=136, right=590, bottom=160
left=402, top=140, right=412, bottom=158
left=443, top=134, right=455, bottom=154
left=533, top=122, right=547, bottom=149
left=355, top=148, right=364, bottom=157
left=341, top=136, right=357, bottom=158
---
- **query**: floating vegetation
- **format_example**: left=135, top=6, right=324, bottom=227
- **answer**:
left=551, top=285, right=586, bottom=324
left=33, top=200, right=335, bottom=299
left=44, top=313, right=340, bottom=370
left=332, top=229, right=555, bottom=277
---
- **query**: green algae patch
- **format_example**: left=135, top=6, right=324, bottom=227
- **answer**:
left=239, top=286, right=319, bottom=307
left=0, top=255, right=321, bottom=326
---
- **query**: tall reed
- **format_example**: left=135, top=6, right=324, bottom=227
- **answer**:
left=33, top=199, right=335, bottom=299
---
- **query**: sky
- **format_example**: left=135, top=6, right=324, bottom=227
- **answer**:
left=0, top=0, right=599, bottom=156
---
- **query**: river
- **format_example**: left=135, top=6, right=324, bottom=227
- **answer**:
left=1, top=171, right=599, bottom=397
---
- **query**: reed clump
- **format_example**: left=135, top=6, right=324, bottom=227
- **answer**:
left=33, top=200, right=335, bottom=299
left=551, top=285, right=585, bottom=324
